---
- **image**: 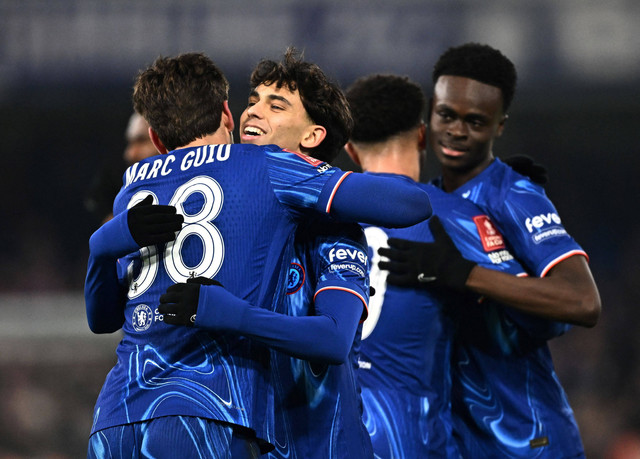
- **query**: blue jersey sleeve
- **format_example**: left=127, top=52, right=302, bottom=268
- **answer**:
left=264, top=147, right=345, bottom=219
left=84, top=209, right=136, bottom=333
left=309, top=223, right=371, bottom=321
left=328, top=172, right=432, bottom=227
left=195, top=285, right=362, bottom=364
left=455, top=160, right=587, bottom=277
left=195, top=221, right=370, bottom=363
left=265, top=150, right=432, bottom=227
left=428, top=184, right=568, bottom=340
left=498, top=179, right=586, bottom=277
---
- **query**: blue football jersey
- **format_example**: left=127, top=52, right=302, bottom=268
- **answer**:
left=434, top=158, right=586, bottom=458
left=358, top=176, right=526, bottom=459
left=90, top=144, right=353, bottom=446
left=439, top=158, right=587, bottom=277
left=268, top=219, right=373, bottom=459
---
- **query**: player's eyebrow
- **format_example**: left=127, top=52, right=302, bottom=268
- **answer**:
left=436, top=103, right=490, bottom=122
left=249, top=88, right=294, bottom=108
left=265, top=93, right=293, bottom=107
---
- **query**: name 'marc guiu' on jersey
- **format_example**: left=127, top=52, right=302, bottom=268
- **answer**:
left=91, top=143, right=352, bottom=444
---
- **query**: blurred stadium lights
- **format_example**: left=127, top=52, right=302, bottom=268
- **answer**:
left=0, top=0, right=638, bottom=92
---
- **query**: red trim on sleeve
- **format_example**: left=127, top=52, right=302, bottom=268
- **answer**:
left=540, top=250, right=589, bottom=277
left=325, top=171, right=352, bottom=214
left=314, top=284, right=369, bottom=322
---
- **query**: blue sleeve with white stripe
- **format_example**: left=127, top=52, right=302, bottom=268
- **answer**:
left=265, top=149, right=432, bottom=227
left=196, top=220, right=370, bottom=363
left=196, top=284, right=363, bottom=364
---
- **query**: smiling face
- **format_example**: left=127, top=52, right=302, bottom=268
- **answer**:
left=429, top=75, right=507, bottom=190
left=239, top=83, right=320, bottom=153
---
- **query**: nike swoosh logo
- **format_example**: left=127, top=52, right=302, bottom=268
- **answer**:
left=417, top=273, right=437, bottom=283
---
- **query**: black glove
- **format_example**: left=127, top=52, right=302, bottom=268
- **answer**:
left=127, top=195, right=184, bottom=247
left=378, top=216, right=476, bottom=291
left=502, top=155, right=548, bottom=185
left=159, top=277, right=223, bottom=326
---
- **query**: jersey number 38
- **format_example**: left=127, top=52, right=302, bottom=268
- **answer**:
left=126, top=175, right=224, bottom=299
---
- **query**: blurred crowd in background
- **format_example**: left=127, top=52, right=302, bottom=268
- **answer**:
left=0, top=1, right=639, bottom=457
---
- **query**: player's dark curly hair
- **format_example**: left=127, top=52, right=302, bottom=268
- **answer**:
left=133, top=52, right=229, bottom=151
left=432, top=43, right=517, bottom=113
left=249, top=47, right=353, bottom=163
left=345, top=74, right=425, bottom=143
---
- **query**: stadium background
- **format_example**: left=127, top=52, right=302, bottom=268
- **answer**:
left=0, top=1, right=638, bottom=457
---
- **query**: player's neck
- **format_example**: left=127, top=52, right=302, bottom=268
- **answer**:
left=359, top=139, right=421, bottom=182
left=440, top=156, right=494, bottom=192
left=179, top=130, right=232, bottom=150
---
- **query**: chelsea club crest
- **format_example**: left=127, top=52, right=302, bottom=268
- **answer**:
left=286, top=262, right=305, bottom=294
left=132, top=304, right=154, bottom=331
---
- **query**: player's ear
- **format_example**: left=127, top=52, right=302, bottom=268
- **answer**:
left=149, top=127, right=168, bottom=154
left=300, top=125, right=326, bottom=150
left=418, top=121, right=427, bottom=151
left=344, top=142, right=362, bottom=167
left=496, top=114, right=508, bottom=138
left=222, top=100, right=235, bottom=133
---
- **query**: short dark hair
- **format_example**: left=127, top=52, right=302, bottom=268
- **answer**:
left=133, top=52, right=229, bottom=151
left=346, top=74, right=425, bottom=143
left=249, top=47, right=353, bottom=163
left=432, top=43, right=517, bottom=113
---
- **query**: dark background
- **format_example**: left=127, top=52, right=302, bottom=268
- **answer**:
left=0, top=1, right=638, bottom=457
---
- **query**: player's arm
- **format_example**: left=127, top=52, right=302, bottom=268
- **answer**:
left=466, top=255, right=600, bottom=327
left=326, top=172, right=432, bottom=228
left=267, top=150, right=432, bottom=227
left=159, top=278, right=363, bottom=365
left=85, top=254, right=127, bottom=333
left=481, top=177, right=601, bottom=326
left=380, top=216, right=601, bottom=327
left=85, top=196, right=183, bottom=333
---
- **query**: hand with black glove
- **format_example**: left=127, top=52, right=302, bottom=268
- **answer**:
left=159, top=277, right=223, bottom=326
left=502, top=155, right=548, bottom=185
left=378, top=216, right=476, bottom=291
left=128, top=195, right=184, bottom=247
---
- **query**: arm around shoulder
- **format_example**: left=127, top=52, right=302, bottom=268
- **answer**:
left=84, top=212, right=135, bottom=334
left=329, top=173, right=432, bottom=227
left=163, top=281, right=363, bottom=364
left=85, top=250, right=127, bottom=334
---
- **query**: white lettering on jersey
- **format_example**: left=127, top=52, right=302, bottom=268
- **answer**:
left=161, top=155, right=175, bottom=176
left=125, top=155, right=176, bottom=187
left=328, top=247, right=368, bottom=265
left=182, top=145, right=231, bottom=171
left=127, top=176, right=225, bottom=300
left=524, top=212, right=561, bottom=233
left=124, top=146, right=231, bottom=188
